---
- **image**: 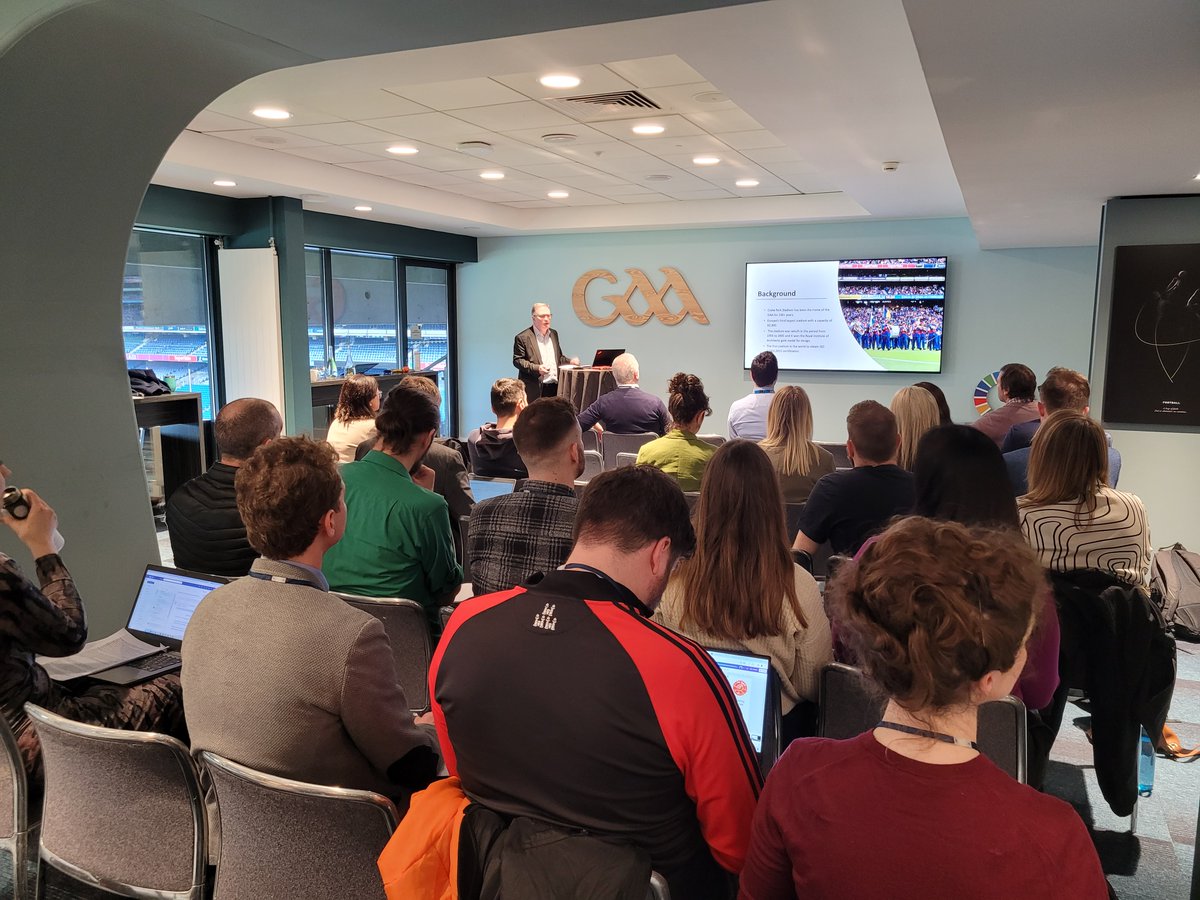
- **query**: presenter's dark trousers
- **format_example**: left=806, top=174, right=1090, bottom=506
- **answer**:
left=541, top=382, right=558, bottom=398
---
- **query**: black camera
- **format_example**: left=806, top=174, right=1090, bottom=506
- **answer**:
left=2, top=486, right=30, bottom=520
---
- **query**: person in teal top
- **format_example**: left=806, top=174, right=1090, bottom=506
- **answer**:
left=323, top=385, right=462, bottom=628
left=635, top=373, right=716, bottom=493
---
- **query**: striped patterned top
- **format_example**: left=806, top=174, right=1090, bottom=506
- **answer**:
left=1018, top=486, right=1151, bottom=585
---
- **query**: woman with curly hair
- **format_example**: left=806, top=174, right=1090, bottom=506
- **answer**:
left=325, top=374, right=381, bottom=463
left=635, top=373, right=715, bottom=492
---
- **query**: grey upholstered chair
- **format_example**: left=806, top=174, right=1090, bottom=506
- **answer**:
left=816, top=664, right=1028, bottom=782
left=581, top=449, right=604, bottom=481
left=647, top=871, right=671, bottom=899
left=0, top=714, right=37, bottom=900
left=581, top=429, right=599, bottom=453
left=336, top=594, right=432, bottom=714
left=615, top=451, right=639, bottom=469
left=200, top=751, right=398, bottom=900
left=696, top=433, right=726, bottom=447
left=600, top=432, right=656, bottom=470
left=24, top=703, right=207, bottom=900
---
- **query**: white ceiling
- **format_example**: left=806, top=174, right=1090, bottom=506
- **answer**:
left=153, top=0, right=1200, bottom=248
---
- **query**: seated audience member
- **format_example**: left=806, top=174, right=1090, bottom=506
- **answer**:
left=432, top=466, right=760, bottom=900
left=636, top=373, right=716, bottom=492
left=1018, top=410, right=1150, bottom=585
left=325, top=374, right=380, bottom=463
left=913, top=380, right=953, bottom=425
left=970, top=362, right=1040, bottom=446
left=467, top=378, right=529, bottom=479
left=182, top=437, right=437, bottom=804
left=2, top=461, right=185, bottom=786
left=577, top=352, right=669, bottom=435
left=891, top=385, right=941, bottom=471
left=792, top=401, right=915, bottom=557
left=468, top=398, right=584, bottom=595
left=1002, top=367, right=1122, bottom=493
left=728, top=350, right=777, bottom=439
left=166, top=397, right=282, bottom=577
left=740, top=517, right=1109, bottom=899
left=323, top=385, right=462, bottom=626
left=654, top=441, right=832, bottom=738
left=758, top=385, right=834, bottom=503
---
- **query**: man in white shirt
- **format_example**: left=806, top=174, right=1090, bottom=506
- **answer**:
left=513, top=303, right=579, bottom=404
left=727, top=350, right=778, bottom=440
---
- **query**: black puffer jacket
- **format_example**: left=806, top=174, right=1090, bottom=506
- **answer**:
left=165, top=463, right=258, bottom=578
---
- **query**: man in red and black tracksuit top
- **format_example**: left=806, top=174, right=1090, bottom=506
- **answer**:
left=431, top=466, right=762, bottom=899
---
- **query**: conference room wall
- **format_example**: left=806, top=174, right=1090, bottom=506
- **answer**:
left=458, top=215, right=1096, bottom=439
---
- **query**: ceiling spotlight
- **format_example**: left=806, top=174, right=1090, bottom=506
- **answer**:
left=457, top=141, right=494, bottom=155
left=540, top=74, right=581, bottom=89
left=542, top=133, right=578, bottom=144
left=735, top=179, right=760, bottom=188
left=252, top=106, right=291, bottom=120
left=632, top=124, right=665, bottom=136
left=548, top=190, right=570, bottom=199
left=354, top=205, right=373, bottom=212
left=693, top=155, right=721, bottom=166
left=212, top=179, right=237, bottom=187
left=1194, top=172, right=1200, bottom=180
left=387, top=145, right=418, bottom=155
left=480, top=170, right=505, bottom=180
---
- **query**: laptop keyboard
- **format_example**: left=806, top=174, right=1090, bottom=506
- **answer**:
left=126, top=650, right=182, bottom=672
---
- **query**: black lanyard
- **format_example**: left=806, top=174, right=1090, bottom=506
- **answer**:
left=875, top=720, right=979, bottom=751
left=248, top=572, right=318, bottom=587
left=559, top=564, right=644, bottom=611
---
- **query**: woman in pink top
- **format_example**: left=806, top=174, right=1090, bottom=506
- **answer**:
left=740, top=517, right=1109, bottom=900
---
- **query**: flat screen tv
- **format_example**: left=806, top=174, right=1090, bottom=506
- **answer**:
left=744, top=256, right=947, bottom=373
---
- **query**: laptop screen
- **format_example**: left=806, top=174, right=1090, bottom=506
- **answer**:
left=127, top=566, right=226, bottom=643
left=707, top=649, right=772, bottom=754
left=470, top=479, right=517, bottom=502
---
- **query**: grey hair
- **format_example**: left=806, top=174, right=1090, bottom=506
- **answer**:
left=612, top=353, right=639, bottom=385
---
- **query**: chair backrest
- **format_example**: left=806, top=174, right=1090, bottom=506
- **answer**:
left=696, top=433, right=726, bottom=447
left=816, top=441, right=851, bottom=468
left=785, top=502, right=806, bottom=542
left=439, top=605, right=456, bottom=633
left=601, top=432, right=656, bottom=470
left=581, top=429, right=599, bottom=453
left=0, top=713, right=26, bottom=844
left=810, top=540, right=834, bottom=579
left=459, top=514, right=472, bottom=583
left=581, top=449, right=603, bottom=481
left=647, top=871, right=671, bottom=899
left=336, top=594, right=432, bottom=714
left=200, top=751, right=397, bottom=900
left=817, top=665, right=1028, bottom=782
left=25, top=703, right=206, bottom=900
left=683, top=491, right=701, bottom=511
left=615, top=451, right=638, bottom=468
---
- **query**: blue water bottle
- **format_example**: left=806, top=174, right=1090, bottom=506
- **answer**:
left=1137, top=727, right=1156, bottom=797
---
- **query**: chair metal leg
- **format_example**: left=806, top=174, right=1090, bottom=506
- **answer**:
left=1130, top=794, right=1138, bottom=834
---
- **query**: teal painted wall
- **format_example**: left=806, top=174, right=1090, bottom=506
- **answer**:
left=458, top=218, right=1098, bottom=442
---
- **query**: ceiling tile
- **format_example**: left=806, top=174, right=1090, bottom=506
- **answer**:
left=504, top=200, right=559, bottom=208
left=211, top=129, right=328, bottom=150
left=188, top=110, right=259, bottom=132
left=364, top=112, right=492, bottom=141
left=450, top=101, right=576, bottom=131
left=516, top=162, right=597, bottom=179
left=279, top=145, right=379, bottom=164
left=502, top=123, right=618, bottom=147
left=307, top=89, right=431, bottom=120
left=438, top=183, right=531, bottom=202
left=386, top=77, right=528, bottom=110
left=337, top=163, right=469, bottom=188
left=741, top=146, right=807, bottom=165
left=205, top=93, right=341, bottom=127
left=658, top=188, right=737, bottom=201
left=614, top=193, right=674, bottom=204
left=606, top=56, right=706, bottom=89
left=628, top=134, right=731, bottom=155
left=648, top=82, right=738, bottom=115
left=278, top=122, right=405, bottom=145
left=492, top=65, right=635, bottom=102
left=595, top=183, right=659, bottom=196
left=686, top=107, right=764, bottom=133
left=717, top=130, right=787, bottom=151
left=590, top=114, right=704, bottom=142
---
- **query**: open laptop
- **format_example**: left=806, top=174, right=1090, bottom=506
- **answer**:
left=469, top=477, right=519, bottom=503
left=90, top=565, right=228, bottom=686
left=705, top=648, right=782, bottom=775
left=590, top=348, right=625, bottom=368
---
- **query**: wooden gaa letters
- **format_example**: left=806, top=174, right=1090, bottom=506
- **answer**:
left=571, top=267, right=710, bottom=326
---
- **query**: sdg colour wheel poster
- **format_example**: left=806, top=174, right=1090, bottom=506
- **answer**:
left=1103, top=243, right=1200, bottom=427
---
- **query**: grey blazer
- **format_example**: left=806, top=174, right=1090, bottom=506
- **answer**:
left=181, top=558, right=434, bottom=800
left=513, top=326, right=569, bottom=404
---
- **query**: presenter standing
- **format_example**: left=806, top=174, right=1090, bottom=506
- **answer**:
left=513, top=303, right=578, bottom=404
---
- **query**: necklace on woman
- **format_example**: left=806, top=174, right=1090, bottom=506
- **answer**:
left=875, top=720, right=979, bottom=751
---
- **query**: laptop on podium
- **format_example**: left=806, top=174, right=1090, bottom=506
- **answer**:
left=590, top=348, right=624, bottom=368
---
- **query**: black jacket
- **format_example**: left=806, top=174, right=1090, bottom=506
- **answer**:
left=1049, top=569, right=1176, bottom=817
left=512, top=326, right=569, bottom=405
left=164, top=463, right=258, bottom=578
left=467, top=426, right=528, bottom=479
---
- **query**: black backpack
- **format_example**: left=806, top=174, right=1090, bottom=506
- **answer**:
left=1150, top=543, right=1200, bottom=642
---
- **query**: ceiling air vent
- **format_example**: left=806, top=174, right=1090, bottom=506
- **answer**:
left=544, top=89, right=662, bottom=122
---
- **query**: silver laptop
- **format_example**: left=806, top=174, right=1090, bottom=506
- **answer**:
left=469, top=477, right=518, bottom=503
left=91, top=565, right=228, bottom=685
left=706, top=647, right=782, bottom=775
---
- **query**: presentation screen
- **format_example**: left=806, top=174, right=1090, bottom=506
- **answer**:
left=745, top=257, right=947, bottom=373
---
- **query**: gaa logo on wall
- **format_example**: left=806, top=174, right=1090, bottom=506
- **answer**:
left=572, top=267, right=710, bottom=327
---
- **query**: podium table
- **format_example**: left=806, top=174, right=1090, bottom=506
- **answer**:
left=560, top=367, right=618, bottom=413
left=133, top=393, right=206, bottom=502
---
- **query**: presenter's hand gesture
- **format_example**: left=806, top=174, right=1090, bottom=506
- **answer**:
left=569, top=357, right=580, bottom=366
left=538, top=364, right=550, bottom=376
left=412, top=465, right=437, bottom=492
left=2, top=489, right=59, bottom=558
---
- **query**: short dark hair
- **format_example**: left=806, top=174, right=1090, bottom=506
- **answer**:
left=376, top=385, right=439, bottom=455
left=236, top=436, right=341, bottom=560
left=513, top=397, right=579, bottom=466
left=912, top=425, right=1018, bottom=530
left=215, top=398, right=282, bottom=461
left=400, top=374, right=441, bottom=405
left=751, top=351, right=778, bottom=388
left=491, top=378, right=526, bottom=417
left=1038, top=367, right=1090, bottom=413
left=575, top=466, right=696, bottom=559
left=999, top=363, right=1037, bottom=402
left=846, top=400, right=898, bottom=464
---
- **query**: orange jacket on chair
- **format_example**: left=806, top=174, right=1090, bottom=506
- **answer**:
left=378, top=776, right=470, bottom=900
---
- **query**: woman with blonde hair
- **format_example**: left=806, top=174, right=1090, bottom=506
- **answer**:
left=325, top=374, right=381, bottom=463
left=1019, top=409, right=1150, bottom=584
left=758, top=386, right=835, bottom=503
left=890, top=385, right=941, bottom=471
left=654, top=440, right=832, bottom=736
left=635, top=372, right=716, bottom=492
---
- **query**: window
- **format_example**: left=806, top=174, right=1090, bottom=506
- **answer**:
left=331, top=250, right=399, bottom=373
left=123, top=229, right=217, bottom=418
left=305, top=248, right=329, bottom=372
left=404, top=265, right=453, bottom=435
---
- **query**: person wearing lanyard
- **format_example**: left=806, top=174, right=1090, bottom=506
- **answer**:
left=728, top=350, right=778, bottom=440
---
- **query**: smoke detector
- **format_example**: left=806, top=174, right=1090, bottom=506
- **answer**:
left=541, top=133, right=579, bottom=144
left=457, top=141, right=494, bottom=155
left=882, top=160, right=900, bottom=173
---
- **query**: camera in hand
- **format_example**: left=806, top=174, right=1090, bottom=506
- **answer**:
left=2, top=486, right=30, bottom=519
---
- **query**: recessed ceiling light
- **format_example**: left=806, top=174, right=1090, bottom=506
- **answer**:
left=1194, top=172, right=1200, bottom=180
left=548, top=190, right=570, bottom=199
left=251, top=106, right=291, bottom=120
left=693, top=155, right=721, bottom=166
left=480, top=170, right=505, bottom=180
left=632, top=124, right=665, bottom=136
left=354, top=205, right=372, bottom=212
left=387, top=145, right=418, bottom=155
left=542, top=133, right=578, bottom=144
left=212, top=179, right=237, bottom=187
left=539, top=74, right=581, bottom=89
left=735, top=179, right=760, bottom=188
